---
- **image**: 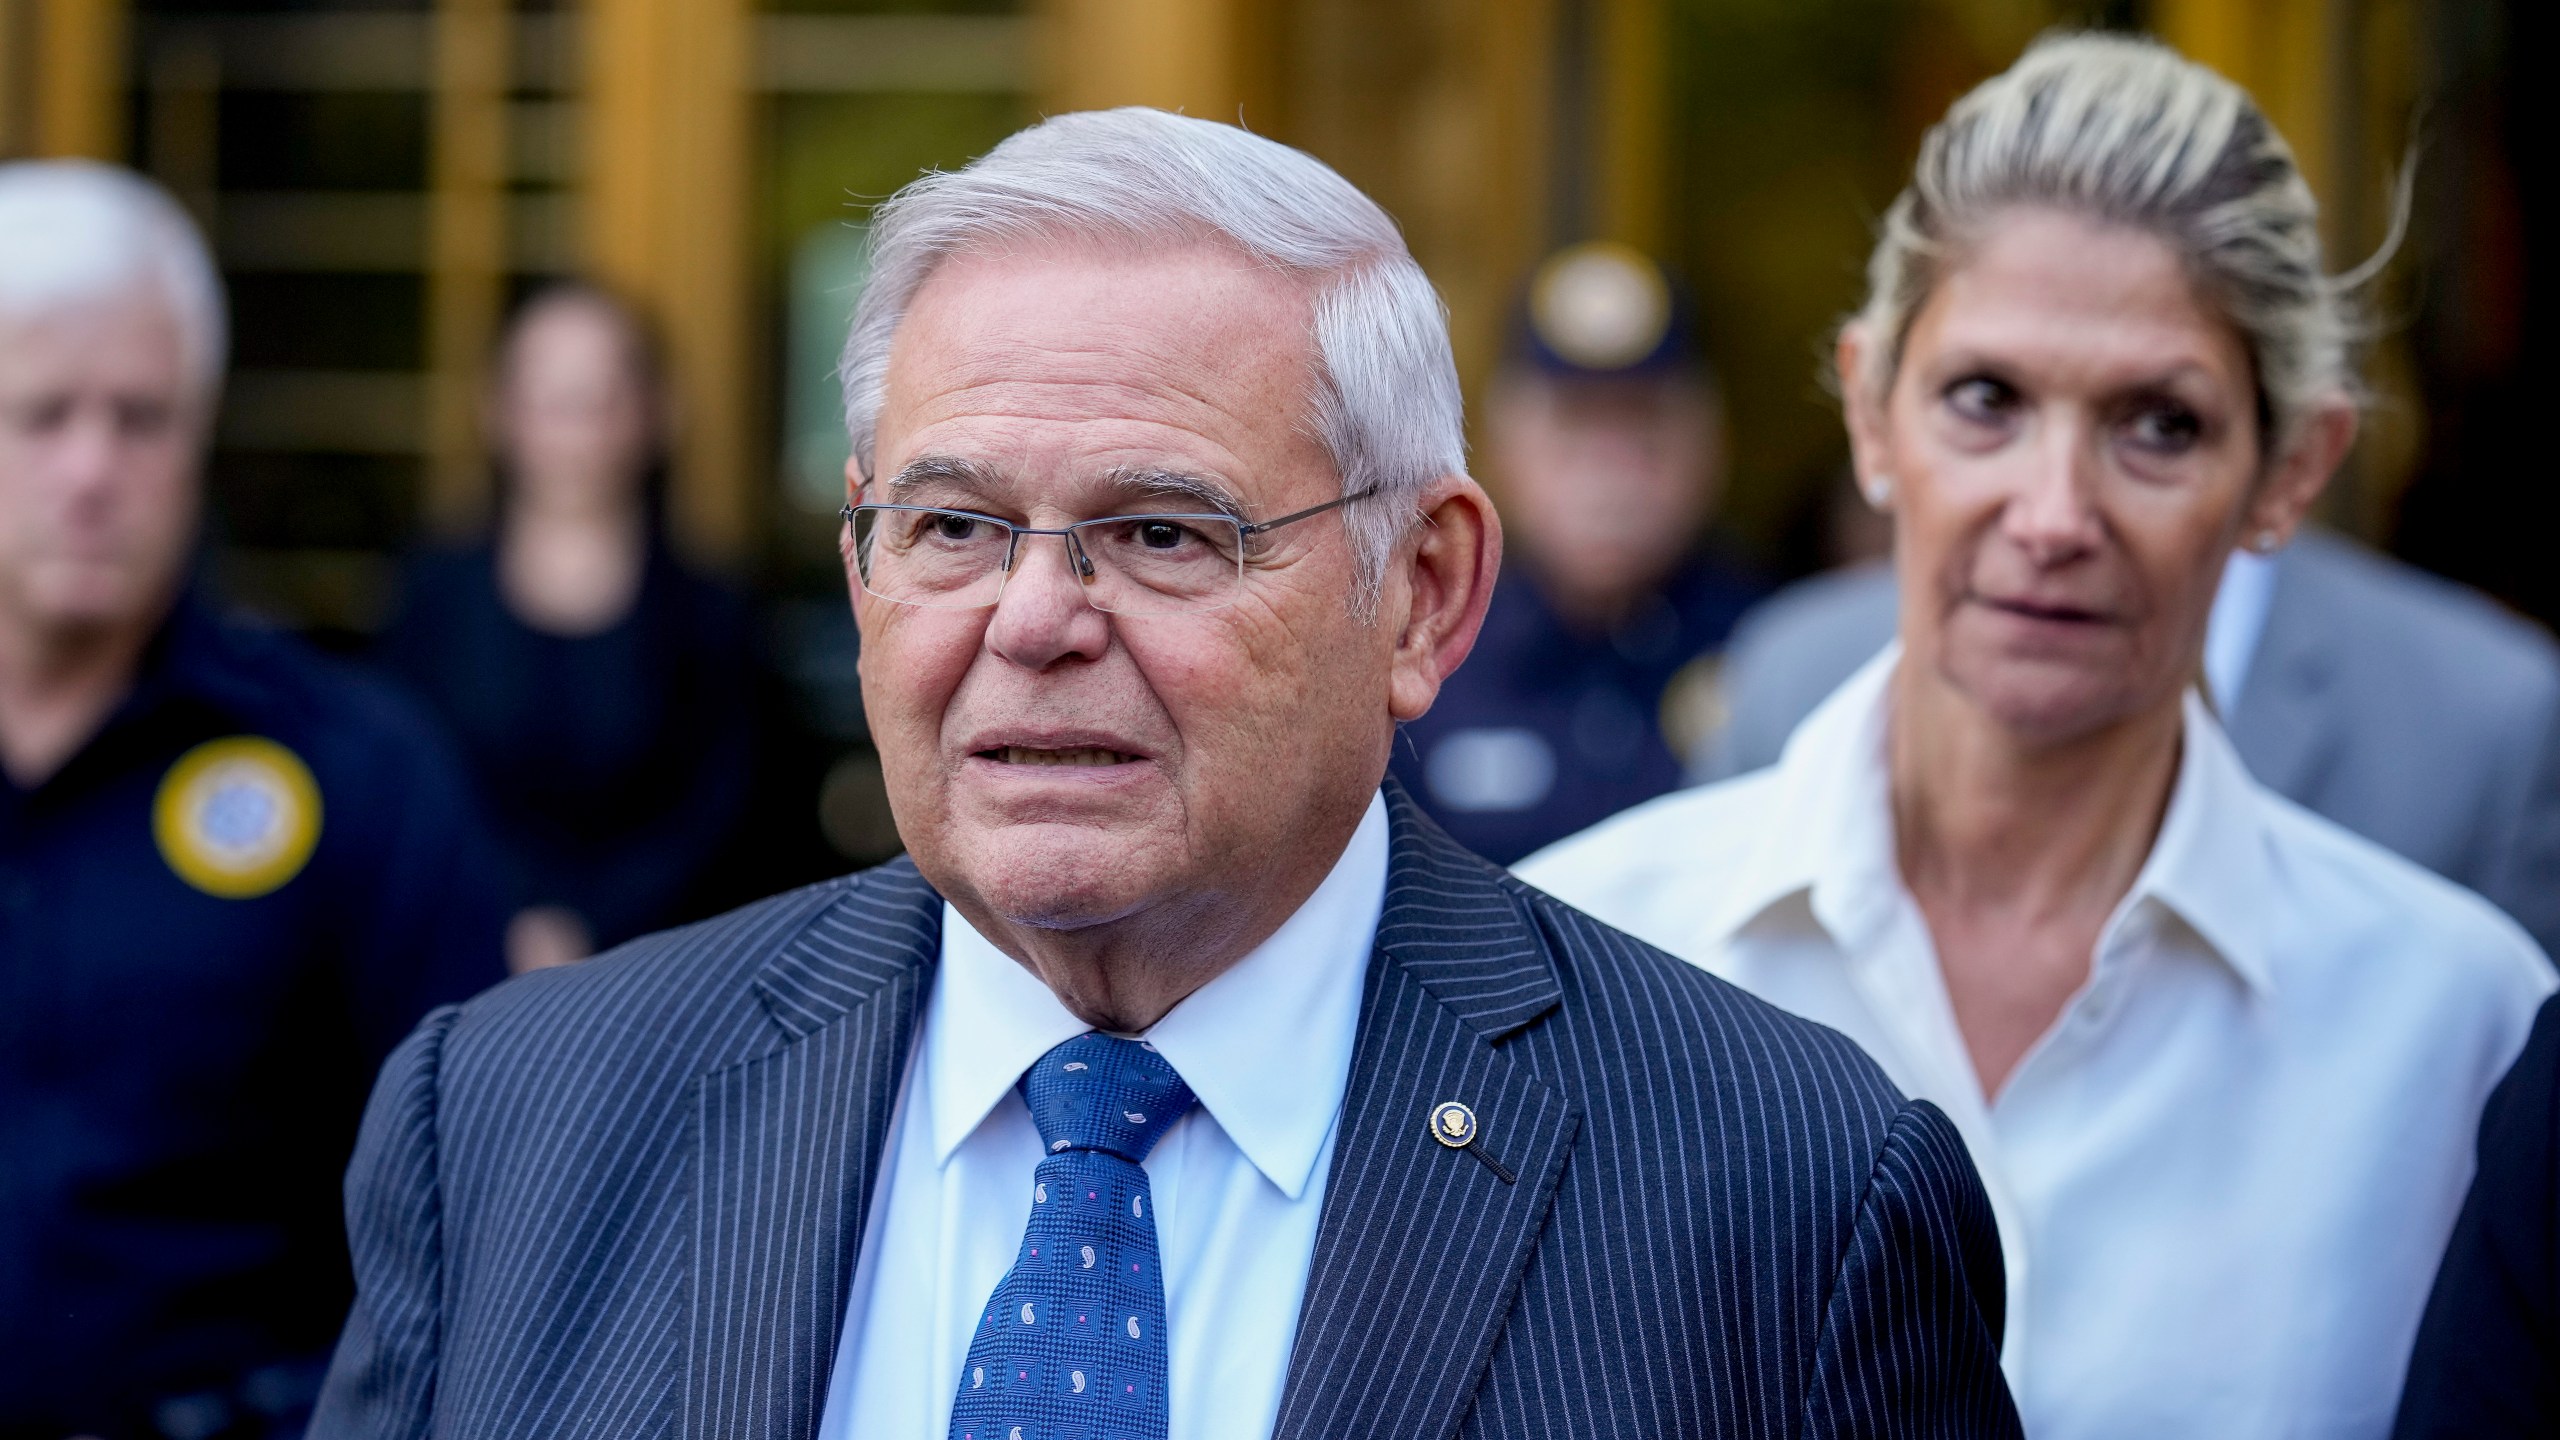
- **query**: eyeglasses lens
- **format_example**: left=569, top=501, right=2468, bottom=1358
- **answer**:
left=851, top=506, right=1245, bottom=615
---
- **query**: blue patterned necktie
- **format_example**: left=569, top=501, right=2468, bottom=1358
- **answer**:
left=950, top=1031, right=1196, bottom=1440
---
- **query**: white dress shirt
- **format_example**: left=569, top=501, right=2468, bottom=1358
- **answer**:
left=1519, top=652, right=2551, bottom=1439
left=819, top=793, right=1388, bottom=1440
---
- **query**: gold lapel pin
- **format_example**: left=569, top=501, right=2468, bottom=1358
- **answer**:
left=1427, top=1099, right=1516, bottom=1183
left=1428, top=1100, right=1478, bottom=1148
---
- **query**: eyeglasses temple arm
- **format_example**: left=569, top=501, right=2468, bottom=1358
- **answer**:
left=1238, top=483, right=1384, bottom=537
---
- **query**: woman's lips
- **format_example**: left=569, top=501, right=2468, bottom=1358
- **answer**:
left=1979, top=594, right=2109, bottom=624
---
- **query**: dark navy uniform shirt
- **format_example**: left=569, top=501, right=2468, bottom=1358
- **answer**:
left=1391, top=552, right=1764, bottom=864
left=0, top=598, right=507, bottom=1438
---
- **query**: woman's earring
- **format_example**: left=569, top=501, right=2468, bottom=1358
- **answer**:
left=1861, top=473, right=1893, bottom=509
left=2252, top=528, right=2282, bottom=552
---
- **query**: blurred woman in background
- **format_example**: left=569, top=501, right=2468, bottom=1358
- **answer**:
left=381, top=283, right=755, bottom=973
left=1521, top=34, right=2551, bottom=1437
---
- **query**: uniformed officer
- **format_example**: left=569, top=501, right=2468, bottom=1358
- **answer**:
left=0, top=163, right=507, bottom=1438
left=1390, top=242, right=1765, bottom=862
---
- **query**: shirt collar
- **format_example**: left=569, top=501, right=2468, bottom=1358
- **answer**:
left=2113, top=690, right=2278, bottom=994
left=924, top=790, right=1389, bottom=1200
left=1701, top=644, right=2276, bottom=995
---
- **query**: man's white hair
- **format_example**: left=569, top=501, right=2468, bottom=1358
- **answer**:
left=0, top=161, right=228, bottom=399
left=838, top=107, right=1465, bottom=604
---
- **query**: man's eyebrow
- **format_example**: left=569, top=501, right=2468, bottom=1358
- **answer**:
left=883, top=455, right=1008, bottom=496
left=1105, top=467, right=1248, bottom=521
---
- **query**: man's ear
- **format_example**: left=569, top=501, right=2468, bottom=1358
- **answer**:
left=1387, top=475, right=1502, bottom=724
left=2244, top=395, right=2358, bottom=549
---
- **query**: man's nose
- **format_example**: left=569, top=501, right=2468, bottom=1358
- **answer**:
left=985, top=531, right=1113, bottom=669
left=2001, top=418, right=2106, bottom=563
left=44, top=405, right=132, bottom=508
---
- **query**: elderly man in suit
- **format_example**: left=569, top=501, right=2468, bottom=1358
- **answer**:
left=1697, top=533, right=2560, bottom=954
left=312, top=110, right=2018, bottom=1439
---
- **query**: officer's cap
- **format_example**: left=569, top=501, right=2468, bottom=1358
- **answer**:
left=1509, top=242, right=1703, bottom=380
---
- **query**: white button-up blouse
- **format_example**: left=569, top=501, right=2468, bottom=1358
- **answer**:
left=1519, top=650, right=2552, bottom=1440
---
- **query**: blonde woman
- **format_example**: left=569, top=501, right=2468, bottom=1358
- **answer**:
left=1522, top=33, right=2551, bottom=1438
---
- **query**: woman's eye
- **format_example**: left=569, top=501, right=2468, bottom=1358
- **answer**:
left=2126, top=405, right=2203, bottom=453
left=1944, top=377, right=2017, bottom=425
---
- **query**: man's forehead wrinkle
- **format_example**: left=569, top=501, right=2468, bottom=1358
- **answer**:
left=926, top=367, right=1243, bottom=418
left=917, top=250, right=1320, bottom=381
left=891, top=391, right=1284, bottom=497
left=907, top=342, right=1323, bottom=470
left=934, top=328, right=1288, bottom=416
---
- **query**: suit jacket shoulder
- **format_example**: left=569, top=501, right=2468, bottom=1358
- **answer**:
left=2276, top=532, right=2560, bottom=724
left=316, top=863, right=944, bottom=1438
left=2245, top=534, right=2560, bottom=950
left=2395, top=993, right=2560, bottom=1437
left=436, top=866, right=926, bottom=1086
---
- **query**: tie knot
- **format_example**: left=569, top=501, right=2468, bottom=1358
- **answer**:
left=1020, top=1032, right=1195, bottom=1163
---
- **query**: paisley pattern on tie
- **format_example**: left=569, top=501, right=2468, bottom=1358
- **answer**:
left=950, top=1032, right=1195, bottom=1440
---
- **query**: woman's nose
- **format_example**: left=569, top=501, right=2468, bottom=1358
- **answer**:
left=2002, top=424, right=2106, bottom=561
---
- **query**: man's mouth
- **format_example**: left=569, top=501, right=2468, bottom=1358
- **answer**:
left=978, top=745, right=1142, bottom=767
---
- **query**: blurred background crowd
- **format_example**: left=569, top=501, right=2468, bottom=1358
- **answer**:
left=5, top=0, right=2559, bottom=1433
left=11, top=0, right=2555, bottom=889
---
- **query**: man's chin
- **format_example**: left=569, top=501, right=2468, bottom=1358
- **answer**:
left=22, top=568, right=168, bottom=634
left=933, top=819, right=1175, bottom=933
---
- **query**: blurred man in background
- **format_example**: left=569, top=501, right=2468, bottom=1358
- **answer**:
left=1390, top=242, right=1763, bottom=862
left=1696, top=530, right=2560, bottom=957
left=0, top=162, right=506, bottom=1439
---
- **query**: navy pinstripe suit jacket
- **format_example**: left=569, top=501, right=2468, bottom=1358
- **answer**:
left=313, top=786, right=2019, bottom=1438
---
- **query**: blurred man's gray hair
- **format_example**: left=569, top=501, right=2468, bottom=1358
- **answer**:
left=838, top=107, right=1465, bottom=603
left=0, top=160, right=228, bottom=399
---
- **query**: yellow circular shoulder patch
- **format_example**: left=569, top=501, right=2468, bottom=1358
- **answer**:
left=154, top=736, right=323, bottom=899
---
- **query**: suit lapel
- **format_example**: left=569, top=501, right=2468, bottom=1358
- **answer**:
left=1275, top=786, right=1582, bottom=1440
left=685, top=862, right=942, bottom=1439
left=2229, top=540, right=2341, bottom=803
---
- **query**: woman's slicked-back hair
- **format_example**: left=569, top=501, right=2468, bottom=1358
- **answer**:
left=0, top=160, right=228, bottom=398
left=836, top=107, right=1466, bottom=607
left=1847, top=31, right=2367, bottom=448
